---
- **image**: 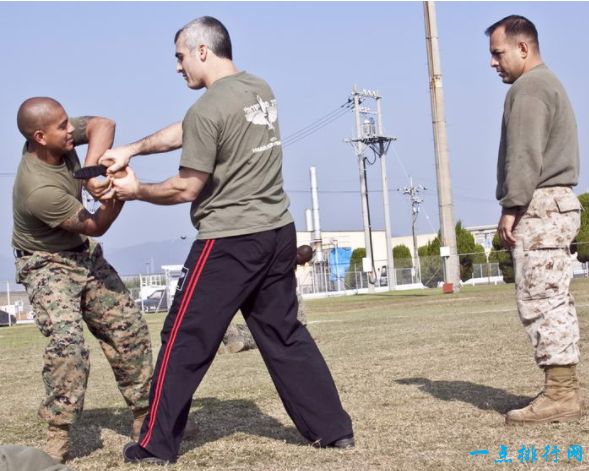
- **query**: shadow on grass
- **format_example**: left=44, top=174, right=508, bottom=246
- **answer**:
left=185, top=397, right=302, bottom=447
left=69, top=397, right=302, bottom=459
left=395, top=377, right=533, bottom=414
left=69, top=406, right=131, bottom=459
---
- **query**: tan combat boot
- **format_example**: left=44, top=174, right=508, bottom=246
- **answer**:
left=131, top=407, right=149, bottom=441
left=506, top=365, right=585, bottom=425
left=44, top=424, right=70, bottom=463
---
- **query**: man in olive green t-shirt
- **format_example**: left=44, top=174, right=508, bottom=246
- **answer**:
left=12, top=97, right=153, bottom=463
left=103, top=16, right=353, bottom=465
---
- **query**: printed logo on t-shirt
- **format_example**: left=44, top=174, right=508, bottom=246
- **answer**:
left=244, top=95, right=278, bottom=130
left=244, top=95, right=282, bottom=154
left=176, top=266, right=189, bottom=292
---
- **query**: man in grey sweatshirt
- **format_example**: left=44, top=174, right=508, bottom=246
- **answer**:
left=487, top=15, right=583, bottom=425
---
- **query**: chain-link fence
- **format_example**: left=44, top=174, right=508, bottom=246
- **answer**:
left=294, top=260, right=503, bottom=295
left=3, top=256, right=589, bottom=317
left=0, top=280, right=33, bottom=323
left=293, top=251, right=509, bottom=295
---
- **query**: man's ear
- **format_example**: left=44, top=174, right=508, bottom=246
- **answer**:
left=32, top=130, right=46, bottom=146
left=518, top=40, right=529, bottom=59
left=198, top=43, right=208, bottom=61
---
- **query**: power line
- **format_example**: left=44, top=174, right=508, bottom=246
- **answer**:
left=284, top=101, right=351, bottom=141
left=282, top=109, right=350, bottom=147
left=282, top=100, right=353, bottom=148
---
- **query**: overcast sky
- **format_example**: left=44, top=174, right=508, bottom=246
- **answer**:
left=1, top=1, right=588, bottom=259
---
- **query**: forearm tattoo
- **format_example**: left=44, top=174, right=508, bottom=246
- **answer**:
left=72, top=116, right=94, bottom=146
left=60, top=207, right=93, bottom=233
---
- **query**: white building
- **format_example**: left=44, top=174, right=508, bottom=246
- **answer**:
left=296, top=229, right=437, bottom=271
left=297, top=224, right=499, bottom=265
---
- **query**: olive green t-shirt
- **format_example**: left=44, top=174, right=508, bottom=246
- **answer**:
left=12, top=118, right=88, bottom=252
left=180, top=71, right=293, bottom=239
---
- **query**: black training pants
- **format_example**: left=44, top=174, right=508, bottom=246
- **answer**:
left=138, top=223, right=353, bottom=461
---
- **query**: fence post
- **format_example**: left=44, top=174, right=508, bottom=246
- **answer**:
left=139, top=273, right=145, bottom=313
left=6, top=282, right=11, bottom=326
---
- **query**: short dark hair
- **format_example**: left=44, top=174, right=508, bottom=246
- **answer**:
left=485, top=15, right=540, bottom=53
left=175, top=16, right=232, bottom=60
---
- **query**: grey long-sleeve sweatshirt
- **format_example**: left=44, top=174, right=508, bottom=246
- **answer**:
left=496, top=64, right=579, bottom=209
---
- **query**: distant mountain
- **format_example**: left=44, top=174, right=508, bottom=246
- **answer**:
left=0, top=254, right=16, bottom=283
left=104, top=239, right=194, bottom=277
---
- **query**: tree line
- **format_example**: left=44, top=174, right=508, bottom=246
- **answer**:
left=344, top=192, right=589, bottom=288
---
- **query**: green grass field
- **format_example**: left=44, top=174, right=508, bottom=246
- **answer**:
left=2, top=280, right=589, bottom=470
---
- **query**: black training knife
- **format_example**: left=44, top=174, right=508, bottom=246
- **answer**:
left=73, top=164, right=108, bottom=180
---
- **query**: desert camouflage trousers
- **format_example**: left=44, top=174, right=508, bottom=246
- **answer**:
left=15, top=241, right=153, bottom=426
left=512, top=187, right=582, bottom=367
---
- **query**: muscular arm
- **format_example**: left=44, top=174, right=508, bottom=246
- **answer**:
left=72, top=116, right=116, bottom=165
left=73, top=116, right=116, bottom=198
left=126, top=121, right=183, bottom=156
left=60, top=199, right=124, bottom=237
left=100, top=122, right=183, bottom=172
left=113, top=167, right=208, bottom=205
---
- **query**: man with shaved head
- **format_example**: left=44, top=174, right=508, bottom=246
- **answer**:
left=487, top=16, right=583, bottom=425
left=12, top=97, right=153, bottom=463
left=17, top=97, right=62, bottom=139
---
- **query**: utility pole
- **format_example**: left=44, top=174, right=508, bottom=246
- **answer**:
left=423, top=1, right=460, bottom=289
left=397, top=178, right=426, bottom=283
left=309, top=167, right=326, bottom=292
left=6, top=282, right=11, bottom=326
left=309, top=166, right=323, bottom=263
left=345, top=86, right=397, bottom=291
left=375, top=97, right=397, bottom=290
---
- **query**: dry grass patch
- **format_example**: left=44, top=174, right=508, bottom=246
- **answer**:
left=2, top=280, right=589, bottom=470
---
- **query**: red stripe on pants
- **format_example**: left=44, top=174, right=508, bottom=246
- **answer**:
left=141, top=239, right=215, bottom=447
